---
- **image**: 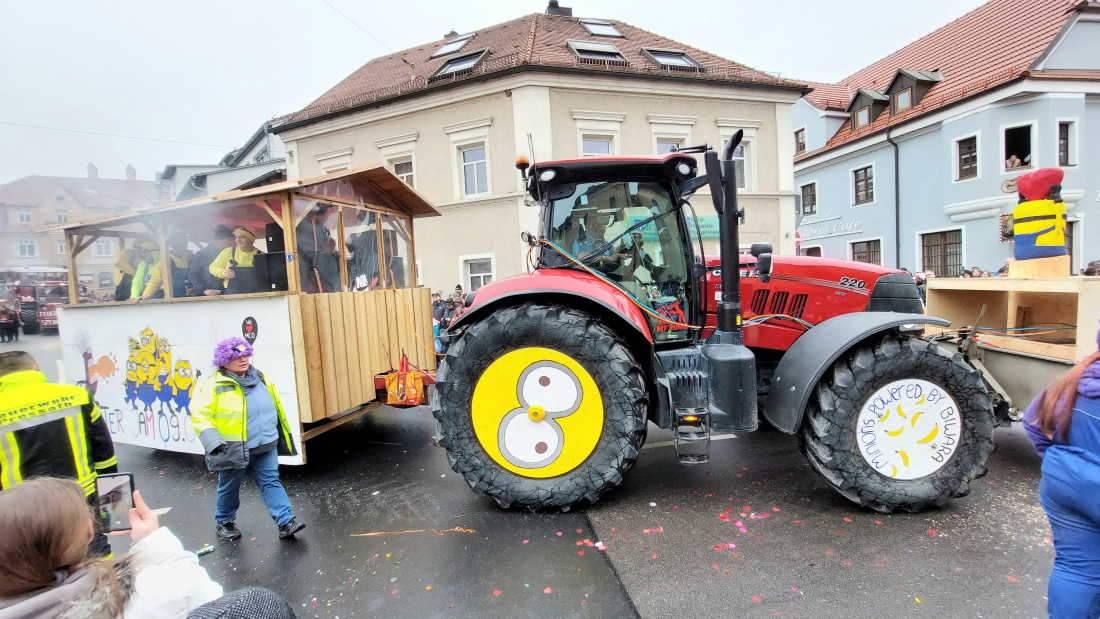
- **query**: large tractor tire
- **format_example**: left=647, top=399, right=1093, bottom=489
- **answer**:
left=800, top=334, right=995, bottom=513
left=432, top=302, right=648, bottom=512
left=22, top=321, right=39, bottom=335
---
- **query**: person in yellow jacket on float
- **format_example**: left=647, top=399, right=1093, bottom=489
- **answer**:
left=132, top=231, right=193, bottom=301
left=208, top=227, right=263, bottom=295
left=127, top=239, right=161, bottom=301
left=0, top=350, right=118, bottom=557
left=190, top=337, right=304, bottom=541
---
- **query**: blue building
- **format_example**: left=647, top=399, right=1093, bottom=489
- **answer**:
left=793, top=0, right=1100, bottom=276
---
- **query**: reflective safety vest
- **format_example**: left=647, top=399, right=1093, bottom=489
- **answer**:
left=191, top=369, right=297, bottom=468
left=0, top=370, right=117, bottom=495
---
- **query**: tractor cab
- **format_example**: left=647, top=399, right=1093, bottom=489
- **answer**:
left=523, top=153, right=702, bottom=343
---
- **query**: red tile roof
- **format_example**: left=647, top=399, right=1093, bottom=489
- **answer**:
left=799, top=0, right=1081, bottom=159
left=282, top=13, right=807, bottom=127
left=0, top=175, right=160, bottom=210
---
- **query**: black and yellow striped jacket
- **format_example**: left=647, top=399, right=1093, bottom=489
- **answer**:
left=0, top=370, right=117, bottom=495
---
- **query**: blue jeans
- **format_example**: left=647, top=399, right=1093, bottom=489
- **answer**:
left=1041, top=475, right=1100, bottom=618
left=215, top=447, right=294, bottom=527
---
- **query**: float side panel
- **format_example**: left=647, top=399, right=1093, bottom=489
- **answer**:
left=287, top=295, right=314, bottom=425
left=300, top=295, right=327, bottom=422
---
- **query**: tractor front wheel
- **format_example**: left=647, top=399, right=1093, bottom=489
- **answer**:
left=432, top=303, right=648, bottom=511
left=800, top=334, right=995, bottom=513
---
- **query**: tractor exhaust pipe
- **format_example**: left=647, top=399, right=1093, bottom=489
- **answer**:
left=701, top=133, right=758, bottom=433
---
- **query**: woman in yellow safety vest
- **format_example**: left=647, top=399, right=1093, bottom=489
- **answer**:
left=190, top=337, right=303, bottom=541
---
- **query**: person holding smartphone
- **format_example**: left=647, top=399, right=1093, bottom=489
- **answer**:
left=0, top=477, right=223, bottom=617
left=192, top=337, right=304, bottom=541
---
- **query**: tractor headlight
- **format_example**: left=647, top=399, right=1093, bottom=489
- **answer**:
left=676, top=162, right=693, bottom=177
left=539, top=169, right=556, bottom=182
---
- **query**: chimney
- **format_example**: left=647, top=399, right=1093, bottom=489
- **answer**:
left=125, top=164, right=136, bottom=181
left=86, top=163, right=98, bottom=179
left=444, top=29, right=459, bottom=38
left=546, top=1, right=572, bottom=16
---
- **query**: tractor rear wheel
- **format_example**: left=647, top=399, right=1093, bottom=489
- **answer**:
left=432, top=302, right=648, bottom=511
left=800, top=334, right=994, bottom=513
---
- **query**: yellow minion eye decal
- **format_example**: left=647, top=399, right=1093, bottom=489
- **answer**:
left=472, top=348, right=604, bottom=479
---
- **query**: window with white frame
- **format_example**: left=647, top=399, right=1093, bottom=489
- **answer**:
left=17, top=208, right=31, bottom=223
left=1058, top=120, right=1077, bottom=167
left=851, top=239, right=881, bottom=264
left=853, top=166, right=874, bottom=205
left=794, top=128, right=806, bottom=155
left=252, top=146, right=271, bottom=164
left=432, top=34, right=473, bottom=57
left=642, top=48, right=703, bottom=70
left=579, top=20, right=622, bottom=37
left=464, top=257, right=493, bottom=291
left=57, top=240, right=66, bottom=255
left=731, top=143, right=748, bottom=190
left=1003, top=122, right=1034, bottom=171
left=460, top=144, right=488, bottom=196
left=800, top=183, right=817, bottom=216
left=566, top=40, right=626, bottom=63
left=391, top=157, right=414, bottom=186
left=95, top=238, right=112, bottom=257
left=656, top=139, right=681, bottom=154
left=98, top=272, right=113, bottom=287
left=432, top=50, right=488, bottom=79
left=854, top=106, right=870, bottom=129
left=55, top=210, right=68, bottom=223
left=17, top=240, right=36, bottom=257
left=582, top=137, right=612, bottom=156
left=956, top=135, right=978, bottom=180
left=893, top=88, right=912, bottom=113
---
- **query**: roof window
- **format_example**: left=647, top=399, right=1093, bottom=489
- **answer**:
left=566, top=40, right=627, bottom=64
left=432, top=34, right=473, bottom=58
left=579, top=20, right=622, bottom=37
left=429, top=50, right=489, bottom=81
left=642, top=48, right=703, bottom=71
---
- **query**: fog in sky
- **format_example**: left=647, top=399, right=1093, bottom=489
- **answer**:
left=0, top=0, right=986, bottom=185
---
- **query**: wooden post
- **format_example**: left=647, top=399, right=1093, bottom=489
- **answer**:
left=282, top=193, right=301, bottom=293
left=407, top=216, right=417, bottom=288
left=336, top=205, right=349, bottom=290
left=66, top=233, right=80, bottom=303
left=376, top=212, right=387, bottom=289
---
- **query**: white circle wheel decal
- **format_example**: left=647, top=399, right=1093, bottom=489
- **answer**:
left=856, top=379, right=962, bottom=480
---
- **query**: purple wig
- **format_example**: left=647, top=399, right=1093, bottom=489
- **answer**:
left=212, top=337, right=254, bottom=368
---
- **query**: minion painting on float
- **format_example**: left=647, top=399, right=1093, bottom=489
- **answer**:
left=1011, top=168, right=1068, bottom=261
left=123, top=326, right=194, bottom=415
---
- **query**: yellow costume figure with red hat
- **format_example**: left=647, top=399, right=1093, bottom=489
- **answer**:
left=1012, top=168, right=1068, bottom=261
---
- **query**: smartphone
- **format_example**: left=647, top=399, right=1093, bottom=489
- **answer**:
left=96, top=472, right=135, bottom=532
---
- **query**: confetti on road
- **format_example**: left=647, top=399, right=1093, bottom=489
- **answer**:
left=650, top=502, right=657, bottom=507
left=874, top=520, right=882, bottom=525
left=578, top=550, right=585, bottom=556
left=719, top=513, right=730, bottom=522
left=556, top=531, right=563, bottom=536
left=915, top=597, right=922, bottom=604
left=492, top=590, right=501, bottom=596
left=523, top=540, right=529, bottom=544
left=752, top=596, right=762, bottom=603
left=1006, top=575, right=1019, bottom=582
left=843, top=517, right=851, bottom=522
left=543, top=587, right=552, bottom=594
left=927, top=529, right=938, bottom=536
left=425, top=586, right=432, bottom=591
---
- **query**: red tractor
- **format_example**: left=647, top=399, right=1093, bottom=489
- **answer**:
left=16, top=281, right=70, bottom=334
left=433, top=133, right=996, bottom=513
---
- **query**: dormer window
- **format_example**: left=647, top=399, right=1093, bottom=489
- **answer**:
left=579, top=20, right=622, bottom=37
left=894, top=88, right=912, bottom=113
left=432, top=34, right=473, bottom=58
left=642, top=48, right=703, bottom=71
left=854, top=106, right=870, bottom=129
left=567, top=40, right=627, bottom=64
left=429, top=49, right=489, bottom=81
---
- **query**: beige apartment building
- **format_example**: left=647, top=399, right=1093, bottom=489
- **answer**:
left=0, top=164, right=159, bottom=293
left=276, top=5, right=807, bottom=293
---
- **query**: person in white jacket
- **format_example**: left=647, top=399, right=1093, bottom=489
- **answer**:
left=0, top=477, right=223, bottom=619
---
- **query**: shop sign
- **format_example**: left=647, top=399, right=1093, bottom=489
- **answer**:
left=799, top=217, right=864, bottom=240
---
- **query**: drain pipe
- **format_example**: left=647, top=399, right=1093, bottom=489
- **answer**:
left=885, top=128, right=901, bottom=269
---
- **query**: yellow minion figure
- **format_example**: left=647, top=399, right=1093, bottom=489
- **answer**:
left=134, top=350, right=158, bottom=412
left=139, top=327, right=157, bottom=357
left=172, top=360, right=199, bottom=414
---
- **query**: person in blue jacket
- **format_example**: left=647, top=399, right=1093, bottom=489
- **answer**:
left=1024, top=325, right=1100, bottom=619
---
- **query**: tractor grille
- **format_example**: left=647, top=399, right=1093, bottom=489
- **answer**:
left=750, top=290, right=769, bottom=315
left=788, top=294, right=808, bottom=318
left=750, top=290, right=808, bottom=317
left=768, top=291, right=790, bottom=314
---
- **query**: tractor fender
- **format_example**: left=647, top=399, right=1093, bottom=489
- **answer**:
left=762, top=312, right=949, bottom=434
left=449, top=271, right=654, bottom=345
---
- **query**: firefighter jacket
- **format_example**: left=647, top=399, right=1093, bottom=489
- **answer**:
left=0, top=370, right=118, bottom=495
left=190, top=369, right=297, bottom=471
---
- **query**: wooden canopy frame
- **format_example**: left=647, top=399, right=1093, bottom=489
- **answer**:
left=48, top=165, right=439, bottom=302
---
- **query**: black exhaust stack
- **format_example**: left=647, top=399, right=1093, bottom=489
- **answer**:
left=701, top=132, right=758, bottom=432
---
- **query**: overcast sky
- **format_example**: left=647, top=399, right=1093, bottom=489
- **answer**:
left=0, top=0, right=987, bottom=185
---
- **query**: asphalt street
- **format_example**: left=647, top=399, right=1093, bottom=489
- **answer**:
left=7, top=333, right=1055, bottom=619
